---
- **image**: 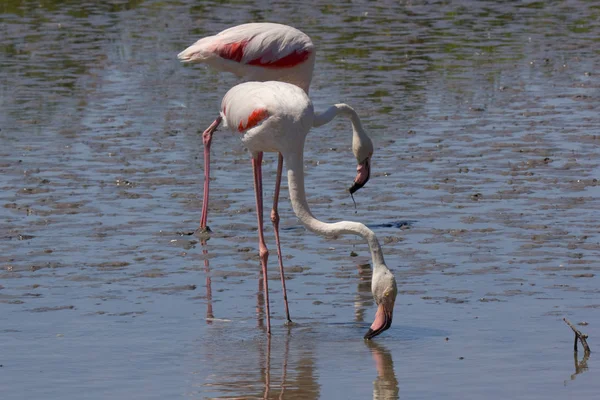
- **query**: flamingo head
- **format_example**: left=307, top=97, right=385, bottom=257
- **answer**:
left=349, top=129, right=374, bottom=195
left=349, top=154, right=372, bottom=195
left=364, top=266, right=397, bottom=340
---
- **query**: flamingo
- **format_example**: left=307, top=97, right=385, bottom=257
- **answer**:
left=178, top=22, right=374, bottom=323
left=220, top=80, right=397, bottom=339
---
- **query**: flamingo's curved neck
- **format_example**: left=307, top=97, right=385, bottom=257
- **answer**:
left=283, top=146, right=386, bottom=268
left=313, top=103, right=365, bottom=133
left=312, top=104, right=371, bottom=160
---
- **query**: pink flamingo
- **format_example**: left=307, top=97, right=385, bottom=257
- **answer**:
left=178, top=23, right=374, bottom=322
left=220, top=80, right=397, bottom=339
left=178, top=23, right=373, bottom=223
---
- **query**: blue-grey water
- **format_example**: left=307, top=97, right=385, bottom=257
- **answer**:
left=1, top=0, right=599, bottom=398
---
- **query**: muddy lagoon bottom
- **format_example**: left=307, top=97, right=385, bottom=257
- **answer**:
left=1, top=201, right=598, bottom=399
left=2, top=0, right=600, bottom=397
left=2, top=92, right=599, bottom=398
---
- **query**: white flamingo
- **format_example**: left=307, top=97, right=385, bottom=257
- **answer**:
left=178, top=22, right=374, bottom=323
left=220, top=81, right=396, bottom=339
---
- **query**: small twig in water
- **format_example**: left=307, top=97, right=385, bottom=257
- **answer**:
left=563, top=318, right=591, bottom=354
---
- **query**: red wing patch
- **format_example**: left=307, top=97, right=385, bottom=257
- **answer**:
left=247, top=49, right=312, bottom=69
left=238, top=108, right=269, bottom=132
left=216, top=40, right=249, bottom=63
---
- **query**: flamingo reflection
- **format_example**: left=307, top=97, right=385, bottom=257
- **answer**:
left=199, top=240, right=319, bottom=398
left=366, top=340, right=400, bottom=400
left=199, top=324, right=319, bottom=398
left=354, top=262, right=375, bottom=323
left=358, top=264, right=399, bottom=399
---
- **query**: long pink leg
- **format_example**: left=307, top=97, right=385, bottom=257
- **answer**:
left=199, top=116, right=223, bottom=232
left=252, top=152, right=271, bottom=334
left=271, top=153, right=291, bottom=323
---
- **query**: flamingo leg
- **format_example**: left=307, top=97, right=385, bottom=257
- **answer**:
left=252, top=152, right=271, bottom=334
left=271, top=153, right=292, bottom=323
left=199, top=116, right=223, bottom=232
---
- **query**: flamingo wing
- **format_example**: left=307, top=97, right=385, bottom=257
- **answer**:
left=221, top=81, right=312, bottom=138
left=178, top=23, right=314, bottom=70
left=220, top=82, right=271, bottom=133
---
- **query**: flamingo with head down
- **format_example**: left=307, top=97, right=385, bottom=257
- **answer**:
left=220, top=80, right=397, bottom=338
left=179, top=22, right=375, bottom=324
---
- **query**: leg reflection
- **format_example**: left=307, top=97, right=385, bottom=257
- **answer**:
left=279, top=326, right=291, bottom=399
left=257, top=272, right=265, bottom=329
left=196, top=322, right=319, bottom=398
left=262, top=326, right=294, bottom=399
left=365, top=340, right=399, bottom=400
left=201, top=239, right=214, bottom=323
left=263, top=335, right=272, bottom=399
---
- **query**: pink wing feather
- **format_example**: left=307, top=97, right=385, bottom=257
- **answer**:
left=178, top=23, right=315, bottom=91
left=179, top=23, right=313, bottom=67
left=220, top=82, right=271, bottom=134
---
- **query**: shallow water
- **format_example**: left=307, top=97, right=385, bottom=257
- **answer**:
left=1, top=0, right=599, bottom=398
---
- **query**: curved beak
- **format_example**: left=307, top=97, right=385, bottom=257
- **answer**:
left=349, top=157, right=371, bottom=195
left=364, top=302, right=394, bottom=340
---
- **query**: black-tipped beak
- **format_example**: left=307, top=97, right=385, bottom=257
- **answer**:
left=349, top=180, right=366, bottom=195
left=349, top=158, right=371, bottom=195
left=364, top=304, right=393, bottom=340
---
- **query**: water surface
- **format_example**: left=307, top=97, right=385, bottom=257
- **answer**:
left=1, top=0, right=599, bottom=398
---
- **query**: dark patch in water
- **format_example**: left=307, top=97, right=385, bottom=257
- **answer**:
left=368, top=220, right=416, bottom=229
left=28, top=305, right=75, bottom=312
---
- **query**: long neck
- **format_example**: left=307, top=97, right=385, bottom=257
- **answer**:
left=313, top=103, right=362, bottom=128
left=283, top=146, right=386, bottom=267
left=313, top=103, right=372, bottom=160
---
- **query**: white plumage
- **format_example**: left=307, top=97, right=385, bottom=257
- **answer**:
left=177, top=25, right=380, bottom=334
left=217, top=81, right=398, bottom=339
left=178, top=23, right=315, bottom=92
left=221, top=81, right=313, bottom=155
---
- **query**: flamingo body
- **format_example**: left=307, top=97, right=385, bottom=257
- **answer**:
left=179, top=23, right=373, bottom=234
left=178, top=23, right=315, bottom=93
left=222, top=81, right=312, bottom=154
left=178, top=24, right=379, bottom=332
left=220, top=81, right=397, bottom=339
